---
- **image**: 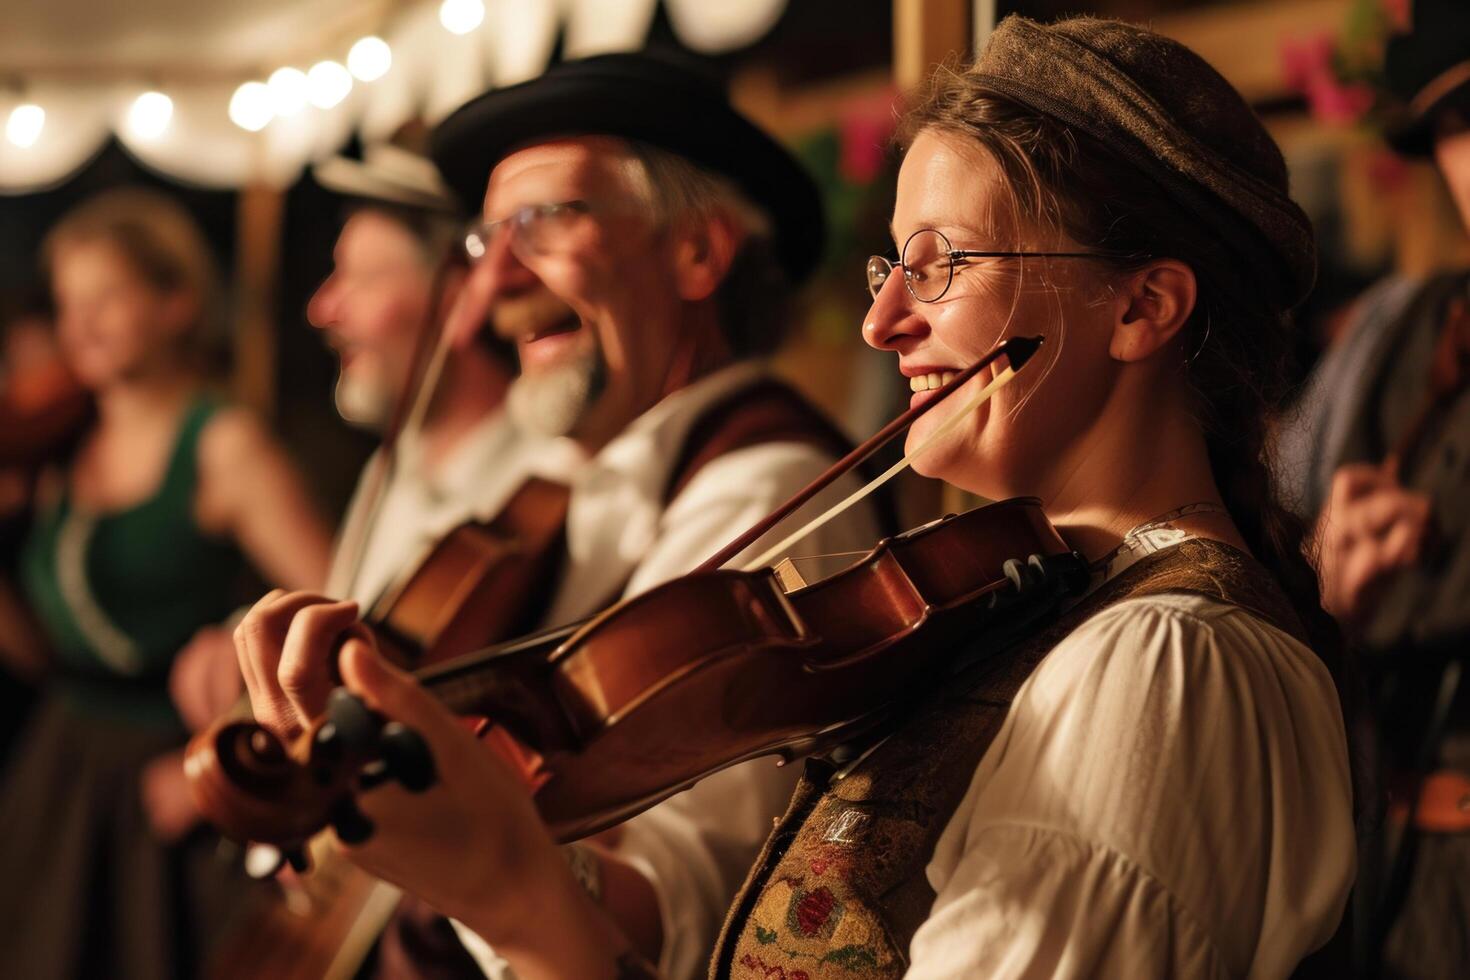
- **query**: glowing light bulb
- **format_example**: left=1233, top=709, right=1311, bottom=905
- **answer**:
left=439, top=0, right=485, bottom=35
left=268, top=67, right=309, bottom=116
left=348, top=36, right=392, bottom=82
left=128, top=92, right=173, bottom=140
left=307, top=61, right=353, bottom=109
left=229, top=81, right=274, bottom=132
left=6, top=104, right=45, bottom=148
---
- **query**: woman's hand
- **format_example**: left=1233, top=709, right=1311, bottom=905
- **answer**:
left=140, top=748, right=201, bottom=842
left=170, top=624, right=244, bottom=731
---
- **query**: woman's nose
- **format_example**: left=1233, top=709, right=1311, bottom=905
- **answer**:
left=862, top=271, right=928, bottom=352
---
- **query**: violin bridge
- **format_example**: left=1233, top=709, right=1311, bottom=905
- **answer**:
left=772, top=557, right=808, bottom=592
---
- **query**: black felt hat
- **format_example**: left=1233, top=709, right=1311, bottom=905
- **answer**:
left=1385, top=0, right=1470, bottom=157
left=429, top=53, right=826, bottom=284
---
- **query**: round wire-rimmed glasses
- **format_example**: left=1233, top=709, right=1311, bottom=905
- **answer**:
left=867, top=228, right=1108, bottom=302
left=463, top=200, right=593, bottom=263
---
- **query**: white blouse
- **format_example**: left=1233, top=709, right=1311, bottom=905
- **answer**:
left=907, top=592, right=1355, bottom=979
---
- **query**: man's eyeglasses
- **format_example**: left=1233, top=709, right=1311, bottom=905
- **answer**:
left=463, top=200, right=593, bottom=264
left=867, top=228, right=1108, bottom=302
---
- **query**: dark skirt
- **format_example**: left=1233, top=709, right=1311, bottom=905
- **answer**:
left=0, top=693, right=256, bottom=980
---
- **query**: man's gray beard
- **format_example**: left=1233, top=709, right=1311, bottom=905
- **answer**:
left=506, top=348, right=605, bottom=439
left=333, top=371, right=394, bottom=431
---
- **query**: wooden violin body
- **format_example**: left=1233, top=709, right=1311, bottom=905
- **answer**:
left=187, top=496, right=1087, bottom=849
left=0, top=357, right=93, bottom=469
left=367, top=475, right=570, bottom=668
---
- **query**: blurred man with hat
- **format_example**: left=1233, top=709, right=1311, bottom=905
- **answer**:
left=230, top=52, right=886, bottom=979
left=1276, top=1, right=1470, bottom=973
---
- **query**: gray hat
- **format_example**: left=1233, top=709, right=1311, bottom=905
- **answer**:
left=972, top=16, right=1317, bottom=311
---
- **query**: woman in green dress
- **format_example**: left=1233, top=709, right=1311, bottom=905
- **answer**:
left=0, top=188, right=333, bottom=978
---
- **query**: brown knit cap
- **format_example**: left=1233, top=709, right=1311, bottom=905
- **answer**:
left=972, top=16, right=1316, bottom=311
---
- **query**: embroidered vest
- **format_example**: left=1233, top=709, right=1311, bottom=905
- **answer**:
left=711, top=538, right=1308, bottom=980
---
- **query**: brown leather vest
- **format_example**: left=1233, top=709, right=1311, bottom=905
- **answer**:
left=711, top=538, right=1309, bottom=980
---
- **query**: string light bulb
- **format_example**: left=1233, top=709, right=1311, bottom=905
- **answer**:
left=348, top=36, right=392, bottom=82
left=268, top=67, right=309, bottom=116
left=6, top=103, right=45, bottom=148
left=307, top=61, right=353, bottom=109
left=128, top=91, right=173, bottom=140
left=229, top=81, right=274, bottom=132
left=439, top=0, right=485, bottom=35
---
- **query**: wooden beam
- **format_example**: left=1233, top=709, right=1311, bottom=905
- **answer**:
left=233, top=183, right=283, bottom=419
left=894, top=0, right=970, bottom=92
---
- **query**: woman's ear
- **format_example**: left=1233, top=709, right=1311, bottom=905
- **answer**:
left=1107, top=259, right=1196, bottom=363
left=671, top=210, right=743, bottom=302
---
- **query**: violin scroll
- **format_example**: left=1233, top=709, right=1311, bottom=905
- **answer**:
left=184, top=689, right=437, bottom=851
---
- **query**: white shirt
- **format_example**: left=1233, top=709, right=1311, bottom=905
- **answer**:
left=325, top=410, right=579, bottom=608
left=907, top=590, right=1355, bottom=979
left=453, top=363, right=886, bottom=979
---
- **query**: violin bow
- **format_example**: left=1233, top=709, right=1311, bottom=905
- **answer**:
left=335, top=248, right=467, bottom=601
left=697, top=334, right=1044, bottom=574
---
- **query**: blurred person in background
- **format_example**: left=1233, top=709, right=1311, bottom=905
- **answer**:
left=0, top=187, right=332, bottom=980
left=1275, top=0, right=1470, bottom=974
left=0, top=285, right=78, bottom=760
left=165, top=153, right=550, bottom=977
left=165, top=148, right=531, bottom=739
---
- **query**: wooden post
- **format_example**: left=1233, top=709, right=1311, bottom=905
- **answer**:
left=233, top=182, right=283, bottom=418
left=893, top=0, right=970, bottom=91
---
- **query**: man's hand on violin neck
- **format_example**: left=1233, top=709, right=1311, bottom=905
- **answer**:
left=229, top=590, right=643, bottom=976
left=233, top=589, right=362, bottom=738
left=335, top=640, right=640, bottom=978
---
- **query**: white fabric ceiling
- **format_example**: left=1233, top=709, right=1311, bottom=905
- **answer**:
left=0, top=0, right=789, bottom=193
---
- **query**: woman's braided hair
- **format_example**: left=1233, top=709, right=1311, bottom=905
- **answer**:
left=900, top=71, right=1345, bottom=680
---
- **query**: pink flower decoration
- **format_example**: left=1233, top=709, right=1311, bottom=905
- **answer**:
left=1281, top=33, right=1336, bottom=94
left=839, top=89, right=900, bottom=185
left=1307, top=76, right=1375, bottom=124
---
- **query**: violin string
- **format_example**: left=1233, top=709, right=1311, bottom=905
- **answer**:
left=739, top=365, right=1019, bottom=572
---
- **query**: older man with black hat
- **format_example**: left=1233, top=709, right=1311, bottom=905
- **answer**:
left=229, top=52, right=886, bottom=979
left=1276, top=1, right=1470, bottom=975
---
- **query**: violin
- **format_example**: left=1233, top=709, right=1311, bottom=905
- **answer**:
left=185, top=335, right=1085, bottom=860
left=0, top=352, right=93, bottom=470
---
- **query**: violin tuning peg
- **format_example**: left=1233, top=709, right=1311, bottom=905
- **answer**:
left=1026, top=553, right=1050, bottom=585
left=1001, top=557, right=1027, bottom=592
left=357, top=758, right=391, bottom=791
left=326, top=688, right=380, bottom=755
left=379, top=721, right=437, bottom=793
left=328, top=797, right=376, bottom=845
left=284, top=845, right=312, bottom=874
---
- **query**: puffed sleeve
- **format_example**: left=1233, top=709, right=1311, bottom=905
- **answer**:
left=906, top=594, right=1355, bottom=980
